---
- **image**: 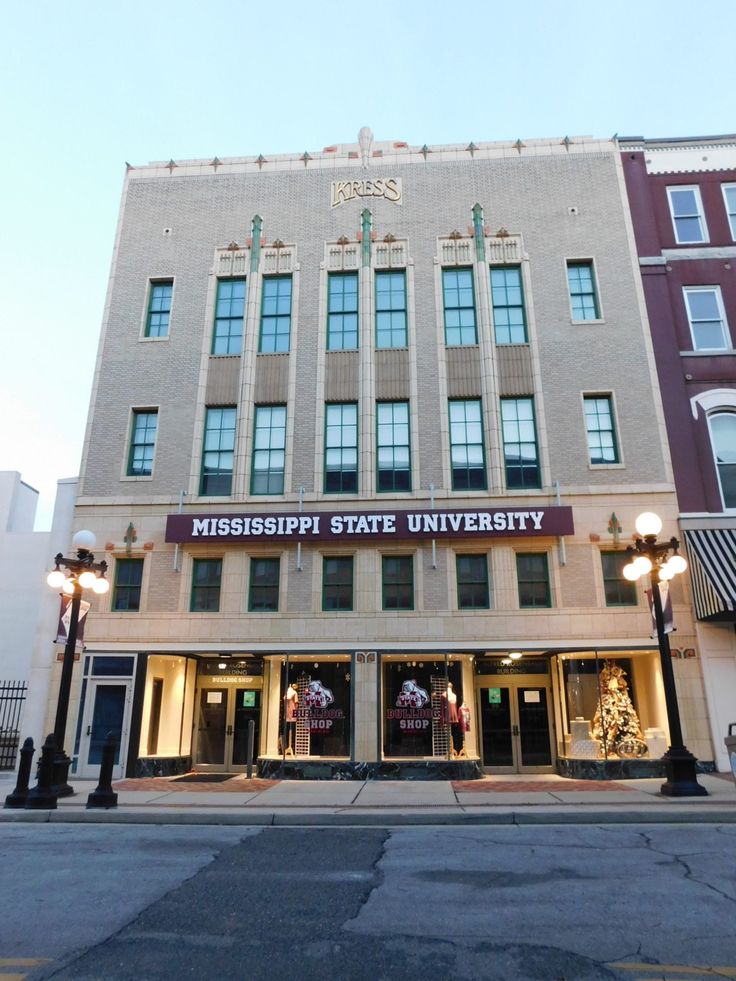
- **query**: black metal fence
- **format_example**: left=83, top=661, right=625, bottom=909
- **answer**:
left=0, top=681, right=27, bottom=769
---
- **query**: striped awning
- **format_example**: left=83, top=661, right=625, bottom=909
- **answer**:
left=683, top=528, right=736, bottom=622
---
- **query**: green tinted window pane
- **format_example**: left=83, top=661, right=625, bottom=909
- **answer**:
left=260, top=277, right=292, bottom=352
left=456, top=554, right=489, bottom=609
left=127, top=411, right=158, bottom=476
left=601, top=552, right=637, bottom=606
left=491, top=267, right=527, bottom=344
left=146, top=282, right=173, bottom=337
left=449, top=399, right=486, bottom=490
left=443, top=269, right=477, bottom=345
left=322, top=556, right=354, bottom=610
left=567, top=262, right=599, bottom=320
left=251, top=406, right=286, bottom=494
left=324, top=404, right=358, bottom=493
left=516, top=553, right=551, bottom=608
left=190, top=559, right=222, bottom=611
left=584, top=396, right=619, bottom=464
left=501, top=399, right=540, bottom=489
left=201, top=407, right=236, bottom=495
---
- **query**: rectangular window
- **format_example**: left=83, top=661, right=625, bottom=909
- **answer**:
left=327, top=273, right=359, bottom=350
left=491, top=266, right=527, bottom=343
left=567, top=261, right=600, bottom=321
left=376, top=401, right=411, bottom=492
left=251, top=405, right=286, bottom=494
left=601, top=552, right=637, bottom=606
left=212, top=279, right=246, bottom=355
left=127, top=410, right=158, bottom=476
left=324, top=403, right=358, bottom=493
left=145, top=280, right=173, bottom=338
left=501, top=398, right=540, bottom=488
left=583, top=395, right=620, bottom=464
left=190, top=559, right=222, bottom=612
left=683, top=287, right=730, bottom=350
left=516, top=553, right=551, bottom=608
left=376, top=271, right=407, bottom=348
left=382, top=555, right=414, bottom=610
left=456, top=554, right=490, bottom=610
left=443, top=268, right=477, bottom=345
left=723, top=184, right=736, bottom=241
left=449, top=399, right=486, bottom=490
left=709, top=413, right=736, bottom=510
left=259, top=276, right=292, bottom=353
left=667, top=186, right=708, bottom=244
left=322, top=556, right=353, bottom=611
left=112, top=559, right=144, bottom=612
left=200, top=407, right=236, bottom=495
left=248, top=557, right=280, bottom=612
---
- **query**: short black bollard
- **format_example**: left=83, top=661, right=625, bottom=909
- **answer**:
left=86, top=731, right=118, bottom=809
left=246, top=719, right=255, bottom=779
left=4, top=737, right=35, bottom=808
left=25, top=734, right=58, bottom=809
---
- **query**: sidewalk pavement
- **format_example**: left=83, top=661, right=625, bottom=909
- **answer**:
left=1, top=772, right=734, bottom=826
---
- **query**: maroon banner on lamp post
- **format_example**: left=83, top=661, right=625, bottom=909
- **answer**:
left=165, top=506, right=574, bottom=544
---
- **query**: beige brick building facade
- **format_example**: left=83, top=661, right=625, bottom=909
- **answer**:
left=56, top=132, right=714, bottom=779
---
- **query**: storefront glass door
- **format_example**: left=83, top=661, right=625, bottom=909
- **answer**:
left=479, top=683, right=553, bottom=772
left=76, top=680, right=131, bottom=779
left=196, top=687, right=260, bottom=771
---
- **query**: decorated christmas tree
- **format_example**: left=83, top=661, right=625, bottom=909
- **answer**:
left=592, top=660, right=647, bottom=758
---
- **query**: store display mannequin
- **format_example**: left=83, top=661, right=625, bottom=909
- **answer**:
left=284, top=684, right=298, bottom=756
left=441, top=682, right=463, bottom=756
left=457, top=701, right=471, bottom=758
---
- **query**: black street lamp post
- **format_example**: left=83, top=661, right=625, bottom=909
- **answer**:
left=623, top=512, right=707, bottom=797
left=46, top=531, right=109, bottom=797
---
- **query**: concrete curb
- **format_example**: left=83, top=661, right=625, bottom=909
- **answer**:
left=2, top=806, right=735, bottom=827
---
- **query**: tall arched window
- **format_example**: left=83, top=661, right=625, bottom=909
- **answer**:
left=708, top=412, right=736, bottom=509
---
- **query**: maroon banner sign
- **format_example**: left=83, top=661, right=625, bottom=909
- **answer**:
left=165, top=506, right=574, bottom=544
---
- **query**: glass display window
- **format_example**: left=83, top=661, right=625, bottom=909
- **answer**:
left=382, top=657, right=467, bottom=758
left=555, top=652, right=666, bottom=761
left=279, top=658, right=351, bottom=758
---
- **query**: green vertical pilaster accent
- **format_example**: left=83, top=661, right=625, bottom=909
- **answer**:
left=250, top=215, right=263, bottom=272
left=361, top=208, right=372, bottom=267
left=472, top=203, right=485, bottom=262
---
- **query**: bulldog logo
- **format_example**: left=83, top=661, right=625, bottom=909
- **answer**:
left=396, top=679, right=429, bottom=708
left=303, top=680, right=334, bottom=708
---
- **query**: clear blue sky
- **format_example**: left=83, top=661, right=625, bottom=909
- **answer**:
left=1, top=0, right=733, bottom=529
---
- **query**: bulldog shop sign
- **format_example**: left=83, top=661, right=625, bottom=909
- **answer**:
left=166, top=506, right=574, bottom=544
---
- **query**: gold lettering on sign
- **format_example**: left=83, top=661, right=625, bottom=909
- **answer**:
left=331, top=178, right=402, bottom=208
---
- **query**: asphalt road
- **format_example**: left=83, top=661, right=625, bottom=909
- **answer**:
left=2, top=824, right=735, bottom=980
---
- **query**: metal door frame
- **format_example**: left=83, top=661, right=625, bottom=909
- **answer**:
left=76, top=678, right=133, bottom=780
left=476, top=675, right=555, bottom=774
left=194, top=684, right=260, bottom=773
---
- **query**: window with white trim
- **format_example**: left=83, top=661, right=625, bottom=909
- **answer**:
left=583, top=395, right=620, bottom=465
left=723, top=184, right=736, bottom=240
left=667, top=186, right=708, bottom=244
left=683, top=287, right=730, bottom=350
left=127, top=410, right=158, bottom=476
left=145, top=281, right=173, bottom=338
left=327, top=273, right=359, bottom=350
left=442, top=268, right=477, bottom=345
left=212, top=279, right=246, bottom=355
left=324, top=403, right=358, bottom=493
left=448, top=399, right=486, bottom=490
left=566, top=261, right=600, bottom=321
left=490, top=266, right=527, bottom=343
left=251, top=405, right=286, bottom=494
left=708, top=412, right=736, bottom=509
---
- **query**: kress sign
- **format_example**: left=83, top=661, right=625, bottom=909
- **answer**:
left=165, top=506, right=574, bottom=543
